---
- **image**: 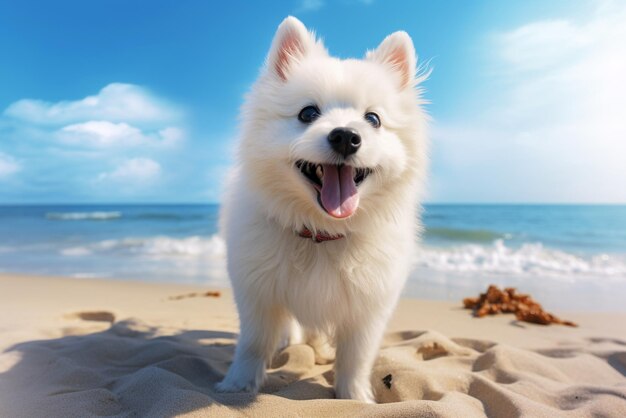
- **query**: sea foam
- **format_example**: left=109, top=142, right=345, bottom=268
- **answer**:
left=416, top=239, right=626, bottom=281
left=46, top=211, right=122, bottom=221
left=60, top=235, right=626, bottom=282
left=63, top=235, right=226, bottom=259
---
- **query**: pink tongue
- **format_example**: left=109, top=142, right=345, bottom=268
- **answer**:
left=320, top=164, right=359, bottom=218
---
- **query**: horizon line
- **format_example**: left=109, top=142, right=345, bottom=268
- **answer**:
left=1, top=202, right=625, bottom=206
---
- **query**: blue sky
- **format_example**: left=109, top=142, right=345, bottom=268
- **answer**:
left=0, top=0, right=624, bottom=203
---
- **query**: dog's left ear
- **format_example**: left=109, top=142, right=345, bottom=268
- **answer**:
left=367, top=32, right=417, bottom=89
left=267, top=16, right=319, bottom=81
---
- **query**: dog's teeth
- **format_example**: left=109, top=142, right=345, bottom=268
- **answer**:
left=316, top=165, right=323, bottom=180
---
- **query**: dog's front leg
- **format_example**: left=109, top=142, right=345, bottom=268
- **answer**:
left=215, top=304, right=287, bottom=394
left=334, top=316, right=387, bottom=403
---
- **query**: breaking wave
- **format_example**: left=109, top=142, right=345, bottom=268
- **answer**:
left=61, top=235, right=226, bottom=259
left=46, top=211, right=122, bottom=221
left=416, top=239, right=626, bottom=280
left=59, top=235, right=626, bottom=281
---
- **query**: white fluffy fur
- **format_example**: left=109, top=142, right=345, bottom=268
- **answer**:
left=215, top=16, right=428, bottom=403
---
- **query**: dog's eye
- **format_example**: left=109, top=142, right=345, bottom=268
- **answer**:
left=364, top=112, right=381, bottom=128
left=298, top=105, right=321, bottom=124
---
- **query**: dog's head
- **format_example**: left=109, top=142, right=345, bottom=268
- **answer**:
left=239, top=17, right=428, bottom=232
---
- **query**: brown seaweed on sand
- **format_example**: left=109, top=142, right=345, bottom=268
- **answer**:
left=463, top=285, right=577, bottom=327
left=168, top=290, right=221, bottom=301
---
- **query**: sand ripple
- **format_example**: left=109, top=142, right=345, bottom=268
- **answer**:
left=1, top=321, right=625, bottom=417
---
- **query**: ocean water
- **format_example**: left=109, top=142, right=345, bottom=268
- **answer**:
left=1, top=204, right=625, bottom=311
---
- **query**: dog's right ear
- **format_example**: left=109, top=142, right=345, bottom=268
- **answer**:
left=267, top=16, right=317, bottom=81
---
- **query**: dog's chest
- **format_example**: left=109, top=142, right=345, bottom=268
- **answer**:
left=276, top=238, right=390, bottom=327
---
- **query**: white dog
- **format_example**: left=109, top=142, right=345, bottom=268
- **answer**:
left=216, top=16, right=428, bottom=403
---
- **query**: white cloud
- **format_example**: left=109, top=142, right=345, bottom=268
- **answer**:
left=0, top=152, right=20, bottom=179
left=4, top=83, right=181, bottom=126
left=58, top=121, right=184, bottom=148
left=432, top=3, right=626, bottom=203
left=495, top=20, right=588, bottom=73
left=0, top=83, right=186, bottom=197
left=297, top=0, right=324, bottom=12
left=296, top=0, right=373, bottom=12
left=2, top=83, right=186, bottom=151
left=97, top=158, right=161, bottom=184
left=158, top=126, right=185, bottom=147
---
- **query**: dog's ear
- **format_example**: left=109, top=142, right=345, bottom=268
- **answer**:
left=268, top=16, right=318, bottom=81
left=367, top=31, right=417, bottom=89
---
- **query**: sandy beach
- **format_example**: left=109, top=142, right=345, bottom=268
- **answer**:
left=1, top=273, right=625, bottom=417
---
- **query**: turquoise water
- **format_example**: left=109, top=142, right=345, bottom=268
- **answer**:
left=1, top=204, right=625, bottom=311
left=423, top=205, right=626, bottom=254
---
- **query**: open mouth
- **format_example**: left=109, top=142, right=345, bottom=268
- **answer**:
left=295, top=160, right=373, bottom=219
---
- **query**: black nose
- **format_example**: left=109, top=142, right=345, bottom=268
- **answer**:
left=327, top=127, right=361, bottom=158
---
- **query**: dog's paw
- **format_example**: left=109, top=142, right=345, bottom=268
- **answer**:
left=215, top=365, right=265, bottom=394
left=305, top=331, right=336, bottom=365
left=312, top=340, right=335, bottom=365
left=335, top=382, right=375, bottom=403
left=214, top=378, right=258, bottom=394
